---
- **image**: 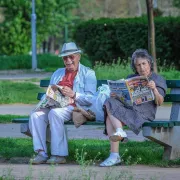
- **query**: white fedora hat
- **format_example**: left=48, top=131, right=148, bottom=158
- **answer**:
left=59, top=42, right=82, bottom=57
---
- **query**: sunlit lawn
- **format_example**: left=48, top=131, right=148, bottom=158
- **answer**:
left=0, top=63, right=179, bottom=105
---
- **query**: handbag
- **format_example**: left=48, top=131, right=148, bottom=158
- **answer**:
left=88, top=84, right=110, bottom=121
left=72, top=107, right=95, bottom=128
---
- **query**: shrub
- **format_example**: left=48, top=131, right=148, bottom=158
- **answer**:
left=74, top=16, right=180, bottom=70
left=0, top=53, right=93, bottom=71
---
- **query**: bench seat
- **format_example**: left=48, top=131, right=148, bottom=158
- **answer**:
left=12, top=118, right=104, bottom=125
left=143, top=121, right=180, bottom=128
left=12, top=118, right=180, bottom=127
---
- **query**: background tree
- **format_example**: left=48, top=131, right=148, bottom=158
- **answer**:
left=173, top=0, right=180, bottom=8
left=146, top=0, right=157, bottom=73
left=0, top=0, right=78, bottom=55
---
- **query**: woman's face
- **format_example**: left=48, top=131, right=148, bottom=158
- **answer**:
left=62, top=53, right=80, bottom=72
left=134, top=57, right=151, bottom=76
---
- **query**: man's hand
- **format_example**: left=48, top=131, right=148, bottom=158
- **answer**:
left=61, top=86, right=75, bottom=98
left=51, top=85, right=59, bottom=92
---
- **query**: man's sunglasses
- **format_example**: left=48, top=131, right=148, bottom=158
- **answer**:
left=62, top=55, right=76, bottom=61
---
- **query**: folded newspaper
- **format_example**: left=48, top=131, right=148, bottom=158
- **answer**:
left=33, top=85, right=74, bottom=111
left=107, top=76, right=154, bottom=106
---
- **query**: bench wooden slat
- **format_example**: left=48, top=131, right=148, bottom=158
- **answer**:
left=143, top=121, right=180, bottom=127
left=40, top=80, right=50, bottom=87
left=142, top=121, right=175, bottom=128
left=12, top=118, right=29, bottom=123
left=12, top=118, right=103, bottom=125
left=13, top=118, right=180, bottom=127
left=40, top=80, right=109, bottom=88
left=38, top=80, right=180, bottom=102
left=40, top=80, right=180, bottom=88
left=37, top=93, right=45, bottom=100
left=164, top=94, right=180, bottom=102
left=97, top=80, right=107, bottom=87
left=172, top=121, right=180, bottom=126
left=166, top=80, right=180, bottom=88
left=37, top=92, right=180, bottom=102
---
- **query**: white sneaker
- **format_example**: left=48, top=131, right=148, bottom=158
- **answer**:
left=109, top=130, right=127, bottom=142
left=100, top=156, right=121, bottom=167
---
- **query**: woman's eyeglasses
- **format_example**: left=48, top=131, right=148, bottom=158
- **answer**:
left=62, top=55, right=76, bottom=61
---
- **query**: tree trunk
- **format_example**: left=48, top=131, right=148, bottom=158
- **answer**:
left=146, top=0, right=157, bottom=73
left=42, top=41, right=47, bottom=53
left=104, top=0, right=109, bottom=17
left=137, top=0, right=142, bottom=17
left=48, top=36, right=55, bottom=53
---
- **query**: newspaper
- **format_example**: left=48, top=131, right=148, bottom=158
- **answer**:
left=107, top=76, right=154, bottom=106
left=33, top=85, right=74, bottom=112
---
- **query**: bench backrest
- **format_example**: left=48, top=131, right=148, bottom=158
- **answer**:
left=37, top=80, right=180, bottom=103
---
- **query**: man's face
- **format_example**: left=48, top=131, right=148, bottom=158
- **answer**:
left=62, top=53, right=80, bottom=72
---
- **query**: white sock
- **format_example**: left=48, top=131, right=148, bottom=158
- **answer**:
left=110, top=152, right=120, bottom=160
left=116, top=128, right=124, bottom=132
left=38, top=151, right=48, bottom=158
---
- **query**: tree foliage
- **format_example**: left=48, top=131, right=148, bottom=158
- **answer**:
left=0, top=0, right=78, bottom=55
left=74, top=17, right=180, bottom=70
left=173, top=0, right=180, bottom=8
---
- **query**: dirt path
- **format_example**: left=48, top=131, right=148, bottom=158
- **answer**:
left=0, top=164, right=180, bottom=180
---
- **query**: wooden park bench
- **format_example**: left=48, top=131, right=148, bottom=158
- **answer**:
left=12, top=79, right=180, bottom=160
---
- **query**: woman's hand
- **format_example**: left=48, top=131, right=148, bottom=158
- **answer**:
left=147, top=80, right=164, bottom=106
left=147, top=80, right=156, bottom=90
left=61, top=86, right=75, bottom=98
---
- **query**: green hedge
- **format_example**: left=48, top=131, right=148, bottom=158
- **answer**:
left=0, top=53, right=92, bottom=71
left=74, top=17, right=180, bottom=70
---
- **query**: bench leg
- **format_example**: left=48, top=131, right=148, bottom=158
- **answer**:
left=143, top=126, right=180, bottom=160
left=21, top=123, right=68, bottom=144
left=164, top=146, right=180, bottom=160
left=21, top=123, right=32, bottom=137
left=163, top=146, right=172, bottom=160
left=21, top=123, right=51, bottom=142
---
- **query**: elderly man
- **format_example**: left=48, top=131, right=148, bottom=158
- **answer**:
left=29, top=42, right=97, bottom=164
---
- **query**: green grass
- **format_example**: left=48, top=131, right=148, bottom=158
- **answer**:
left=0, top=138, right=180, bottom=167
left=0, top=61, right=179, bottom=104
left=0, top=54, right=179, bottom=79
left=0, top=80, right=45, bottom=104
left=0, top=115, right=27, bottom=123
left=94, top=61, right=133, bottom=80
left=23, top=78, right=40, bottom=82
left=159, top=69, right=180, bottom=80
left=0, top=54, right=93, bottom=71
left=94, top=61, right=180, bottom=80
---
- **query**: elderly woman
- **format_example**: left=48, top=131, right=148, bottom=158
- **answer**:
left=100, top=49, right=167, bottom=167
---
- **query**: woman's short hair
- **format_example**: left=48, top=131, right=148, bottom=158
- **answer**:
left=131, top=49, right=154, bottom=73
